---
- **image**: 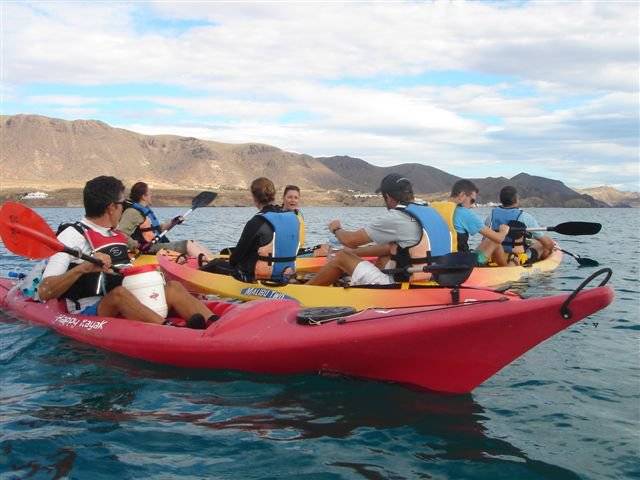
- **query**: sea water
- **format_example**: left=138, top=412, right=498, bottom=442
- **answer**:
left=0, top=207, right=638, bottom=479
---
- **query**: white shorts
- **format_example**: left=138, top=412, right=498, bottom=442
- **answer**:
left=350, top=261, right=394, bottom=286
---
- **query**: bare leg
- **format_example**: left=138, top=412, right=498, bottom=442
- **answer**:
left=491, top=247, right=511, bottom=267
left=307, top=250, right=363, bottom=286
left=164, top=280, right=213, bottom=319
left=186, top=240, right=215, bottom=260
left=98, top=286, right=165, bottom=324
left=478, top=238, right=504, bottom=265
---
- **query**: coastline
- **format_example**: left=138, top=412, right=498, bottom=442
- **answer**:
left=1, top=187, right=633, bottom=208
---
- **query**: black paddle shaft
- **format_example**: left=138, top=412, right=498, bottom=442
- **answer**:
left=510, top=221, right=602, bottom=236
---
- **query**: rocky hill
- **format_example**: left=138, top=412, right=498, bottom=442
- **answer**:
left=0, top=114, right=616, bottom=207
left=577, top=186, right=640, bottom=208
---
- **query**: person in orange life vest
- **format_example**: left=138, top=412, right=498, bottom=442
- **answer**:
left=485, top=186, right=555, bottom=266
left=118, top=181, right=213, bottom=259
left=445, top=179, right=510, bottom=265
left=307, top=173, right=452, bottom=286
left=200, top=177, right=299, bottom=282
left=38, top=176, right=215, bottom=328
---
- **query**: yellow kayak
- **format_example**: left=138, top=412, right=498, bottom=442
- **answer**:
left=137, top=248, right=562, bottom=289
left=156, top=254, right=520, bottom=310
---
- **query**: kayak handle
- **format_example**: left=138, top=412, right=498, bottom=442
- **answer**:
left=560, top=268, right=612, bottom=320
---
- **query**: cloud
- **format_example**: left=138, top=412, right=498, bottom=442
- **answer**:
left=3, top=1, right=639, bottom=190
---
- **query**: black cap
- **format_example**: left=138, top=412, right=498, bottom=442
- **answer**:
left=375, top=173, right=412, bottom=194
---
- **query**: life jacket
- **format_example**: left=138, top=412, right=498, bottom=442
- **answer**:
left=255, top=211, right=300, bottom=281
left=125, top=201, right=169, bottom=244
left=489, top=206, right=529, bottom=253
left=388, top=203, right=454, bottom=282
left=295, top=210, right=306, bottom=248
left=430, top=201, right=459, bottom=253
left=57, top=222, right=130, bottom=306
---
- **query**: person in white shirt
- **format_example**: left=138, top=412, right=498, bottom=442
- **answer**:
left=38, top=176, right=215, bottom=328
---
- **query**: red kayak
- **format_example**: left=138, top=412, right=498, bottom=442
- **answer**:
left=0, top=271, right=613, bottom=394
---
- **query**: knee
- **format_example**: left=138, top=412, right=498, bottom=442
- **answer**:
left=334, top=250, right=353, bottom=266
left=165, top=280, right=188, bottom=295
left=108, top=285, right=134, bottom=301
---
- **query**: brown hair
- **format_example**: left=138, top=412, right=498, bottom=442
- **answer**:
left=130, top=181, right=149, bottom=203
left=283, top=185, right=300, bottom=197
left=451, top=179, right=478, bottom=197
left=251, top=177, right=276, bottom=205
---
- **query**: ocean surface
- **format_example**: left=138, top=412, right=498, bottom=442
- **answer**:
left=0, top=207, right=638, bottom=480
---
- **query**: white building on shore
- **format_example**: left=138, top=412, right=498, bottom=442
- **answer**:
left=21, top=191, right=49, bottom=199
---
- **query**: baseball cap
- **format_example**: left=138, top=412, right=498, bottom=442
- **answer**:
left=375, top=173, right=412, bottom=193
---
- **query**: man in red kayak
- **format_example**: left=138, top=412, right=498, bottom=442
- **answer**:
left=37, top=176, right=215, bottom=328
left=308, top=173, right=454, bottom=286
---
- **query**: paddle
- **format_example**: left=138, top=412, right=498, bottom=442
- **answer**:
left=381, top=252, right=478, bottom=287
left=509, top=221, right=601, bottom=236
left=0, top=202, right=106, bottom=268
left=558, top=248, right=599, bottom=267
left=140, top=191, right=217, bottom=251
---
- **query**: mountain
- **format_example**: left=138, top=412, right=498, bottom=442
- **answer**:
left=0, top=114, right=609, bottom=207
left=471, top=173, right=610, bottom=208
left=317, top=158, right=606, bottom=207
left=0, top=114, right=354, bottom=191
left=577, top=186, right=640, bottom=208
left=316, top=156, right=459, bottom=194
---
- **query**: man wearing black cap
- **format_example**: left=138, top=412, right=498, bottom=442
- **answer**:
left=307, top=173, right=453, bottom=286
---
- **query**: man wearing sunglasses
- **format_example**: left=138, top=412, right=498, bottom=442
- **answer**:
left=448, top=179, right=509, bottom=266
left=38, top=176, right=216, bottom=329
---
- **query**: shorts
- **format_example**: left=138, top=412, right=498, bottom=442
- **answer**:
left=80, top=301, right=100, bottom=316
left=473, top=250, right=489, bottom=266
left=148, top=240, right=189, bottom=254
left=350, top=261, right=394, bottom=286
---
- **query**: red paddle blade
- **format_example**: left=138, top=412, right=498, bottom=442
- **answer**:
left=0, top=202, right=62, bottom=259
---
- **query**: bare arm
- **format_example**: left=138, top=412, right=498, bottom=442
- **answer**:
left=479, top=225, right=509, bottom=244
left=537, top=235, right=556, bottom=259
left=38, top=252, right=112, bottom=301
left=329, top=220, right=372, bottom=249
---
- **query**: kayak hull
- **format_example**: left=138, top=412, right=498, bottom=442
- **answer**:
left=0, top=278, right=613, bottom=393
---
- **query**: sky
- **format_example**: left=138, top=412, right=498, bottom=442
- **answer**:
left=2, top=1, right=639, bottom=191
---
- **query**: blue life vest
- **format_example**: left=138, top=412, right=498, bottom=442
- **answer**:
left=127, top=202, right=169, bottom=243
left=489, top=206, right=527, bottom=252
left=390, top=203, right=453, bottom=282
left=255, top=210, right=300, bottom=281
